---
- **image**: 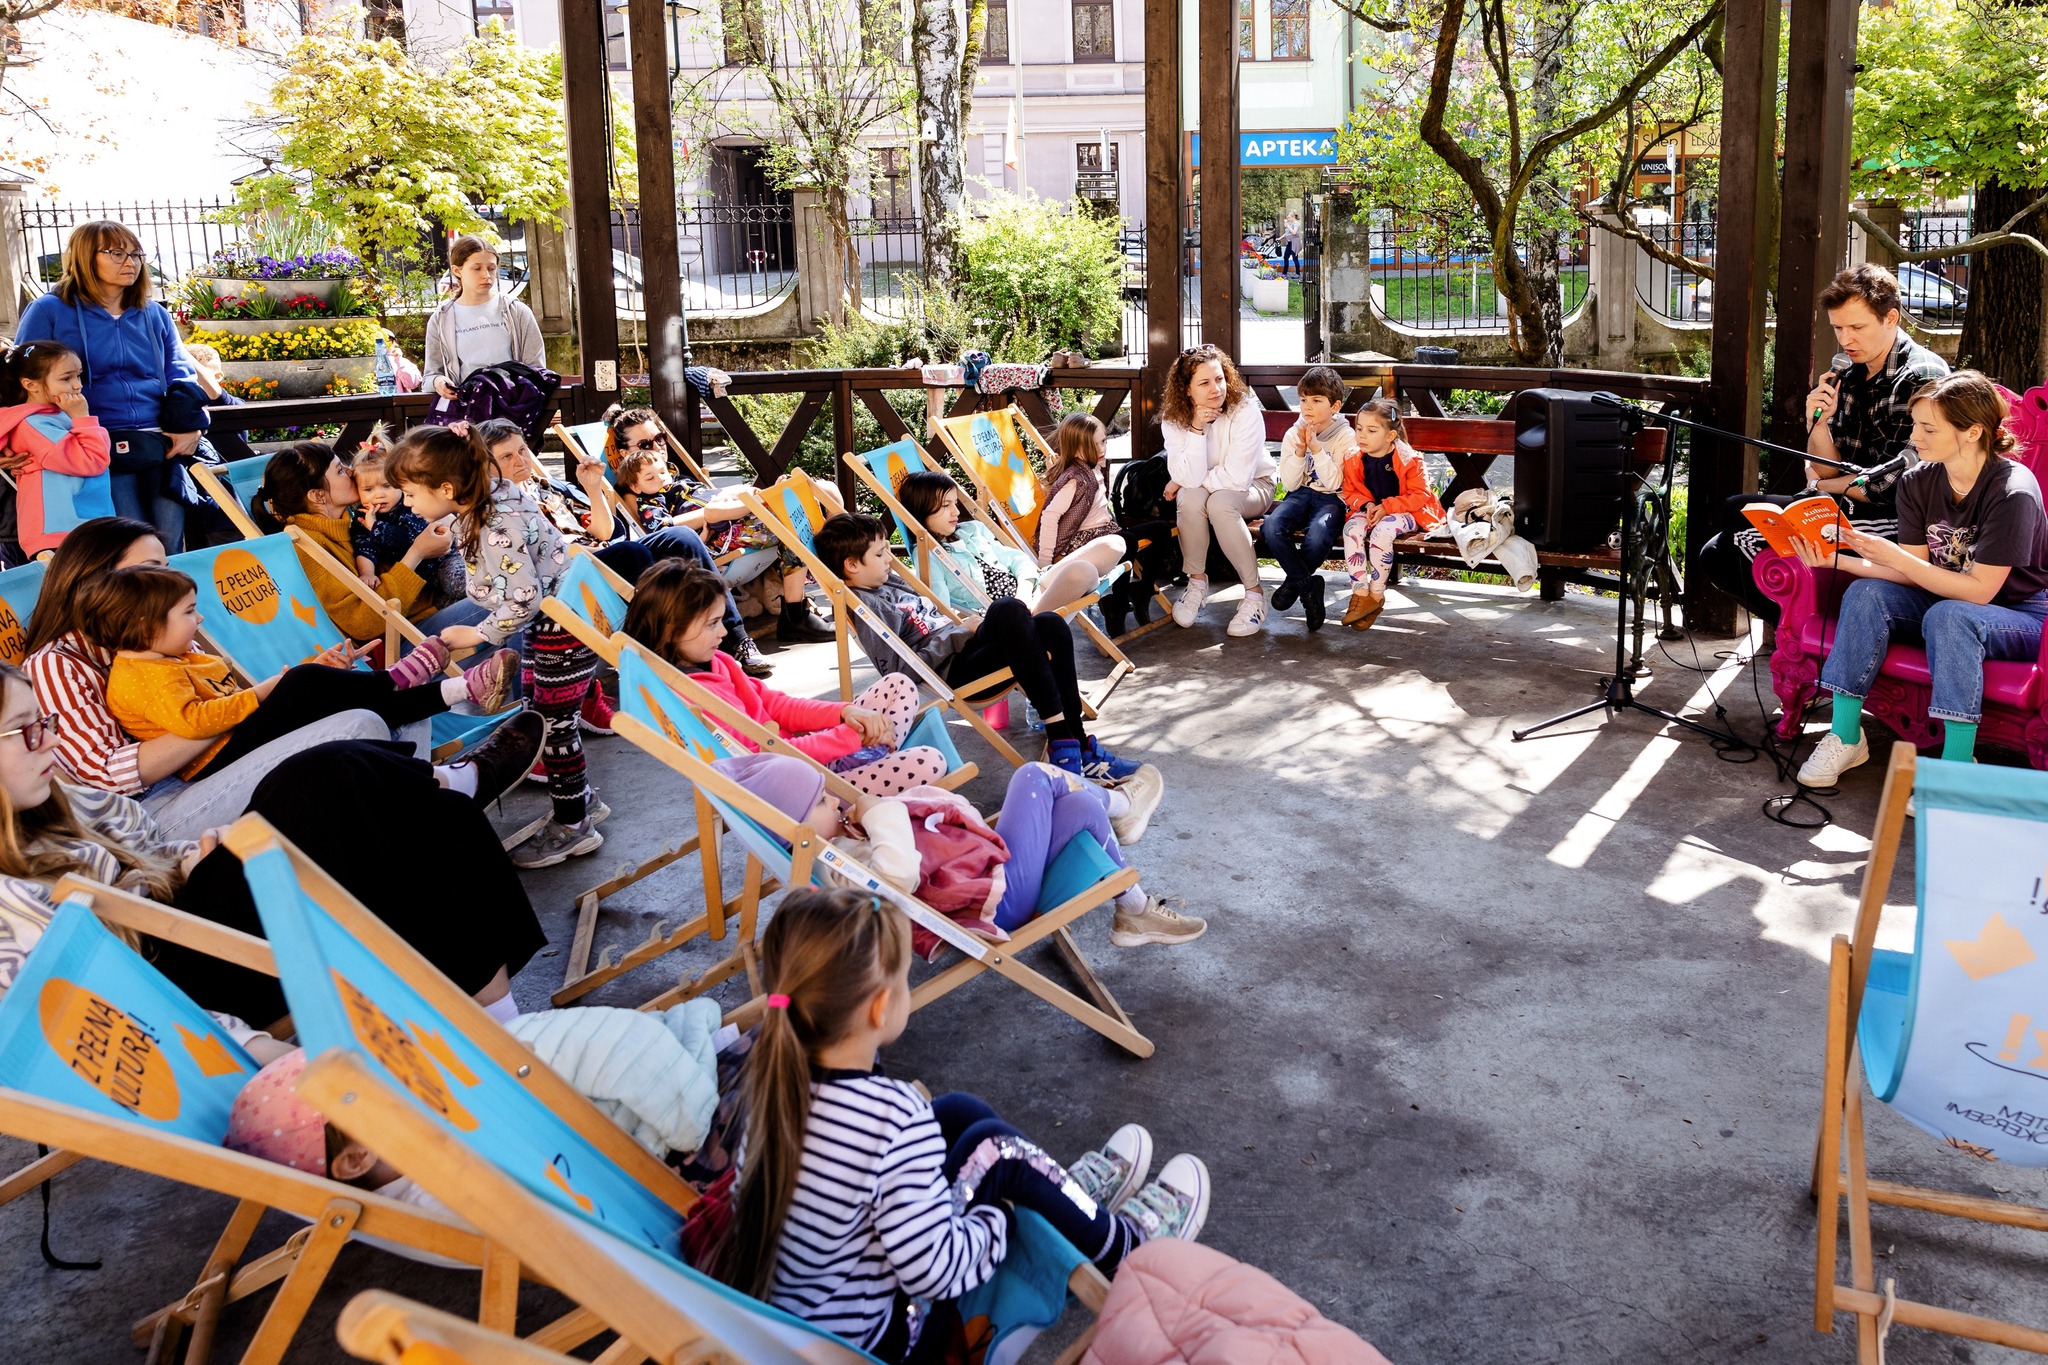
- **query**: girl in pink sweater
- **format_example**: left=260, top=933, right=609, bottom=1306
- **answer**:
left=622, top=560, right=947, bottom=797
left=0, top=341, right=113, bottom=556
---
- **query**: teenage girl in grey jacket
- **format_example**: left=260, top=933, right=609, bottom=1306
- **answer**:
left=422, top=235, right=546, bottom=398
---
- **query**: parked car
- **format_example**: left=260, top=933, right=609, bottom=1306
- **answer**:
left=1896, top=263, right=1967, bottom=325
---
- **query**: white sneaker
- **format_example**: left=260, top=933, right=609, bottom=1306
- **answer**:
left=1108, top=764, right=1164, bottom=846
left=1226, top=593, right=1267, bottom=638
left=1116, top=1153, right=1210, bottom=1243
left=1171, top=579, right=1208, bottom=628
left=1798, top=732, right=1869, bottom=788
left=1069, top=1123, right=1153, bottom=1212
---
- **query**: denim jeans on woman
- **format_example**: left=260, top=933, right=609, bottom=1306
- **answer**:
left=1819, top=578, right=2048, bottom=723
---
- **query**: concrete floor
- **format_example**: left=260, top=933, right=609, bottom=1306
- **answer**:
left=4, top=571, right=2044, bottom=1363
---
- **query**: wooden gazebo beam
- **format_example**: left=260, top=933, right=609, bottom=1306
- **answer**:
left=1140, top=0, right=1183, bottom=452
left=559, top=0, right=622, bottom=415
left=627, top=0, right=687, bottom=432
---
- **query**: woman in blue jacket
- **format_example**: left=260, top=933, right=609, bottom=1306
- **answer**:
left=16, top=220, right=206, bottom=552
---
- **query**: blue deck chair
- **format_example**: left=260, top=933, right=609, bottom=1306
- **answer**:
left=613, top=644, right=1154, bottom=1056
left=843, top=438, right=1138, bottom=711
left=190, top=455, right=273, bottom=540
left=0, top=557, right=46, bottom=665
left=169, top=534, right=507, bottom=762
left=738, top=473, right=1031, bottom=766
left=1816, top=744, right=2048, bottom=1359
left=0, top=883, right=515, bottom=1365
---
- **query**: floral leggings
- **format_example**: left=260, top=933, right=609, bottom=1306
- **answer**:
left=834, top=673, right=949, bottom=798
left=1343, top=512, right=1418, bottom=595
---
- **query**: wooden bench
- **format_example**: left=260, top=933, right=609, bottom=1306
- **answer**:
left=1258, top=410, right=1669, bottom=600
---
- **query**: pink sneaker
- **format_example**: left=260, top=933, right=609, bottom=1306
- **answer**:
left=578, top=687, right=617, bottom=736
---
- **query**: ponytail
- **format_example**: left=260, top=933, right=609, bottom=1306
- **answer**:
left=1355, top=395, right=1406, bottom=444
left=386, top=424, right=497, bottom=560
left=251, top=442, right=340, bottom=534
left=719, top=887, right=911, bottom=1298
left=0, top=339, right=80, bottom=407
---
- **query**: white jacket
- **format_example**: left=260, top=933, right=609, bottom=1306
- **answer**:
left=1162, top=400, right=1275, bottom=494
left=1277, top=416, right=1355, bottom=495
left=507, top=999, right=723, bottom=1157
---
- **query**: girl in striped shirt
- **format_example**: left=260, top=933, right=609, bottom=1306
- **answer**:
left=718, top=888, right=1210, bottom=1358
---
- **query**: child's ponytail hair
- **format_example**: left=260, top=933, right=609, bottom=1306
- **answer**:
left=250, top=442, right=341, bottom=534
left=386, top=424, right=497, bottom=559
left=720, top=887, right=911, bottom=1299
left=1049, top=413, right=1107, bottom=483
left=1354, top=395, right=1406, bottom=444
left=0, top=339, right=80, bottom=407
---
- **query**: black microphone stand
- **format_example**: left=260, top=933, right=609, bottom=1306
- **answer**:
left=1512, top=395, right=1746, bottom=747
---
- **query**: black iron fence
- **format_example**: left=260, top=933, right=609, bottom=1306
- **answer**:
left=1361, top=219, right=1591, bottom=331
left=1116, top=223, right=1203, bottom=364
left=850, top=215, right=924, bottom=316
left=609, top=198, right=798, bottom=315
left=18, top=198, right=244, bottom=293
left=1634, top=218, right=1718, bottom=323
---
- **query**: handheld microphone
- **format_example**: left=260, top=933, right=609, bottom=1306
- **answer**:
left=1811, top=356, right=1852, bottom=426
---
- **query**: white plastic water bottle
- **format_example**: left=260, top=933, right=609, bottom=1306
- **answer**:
left=373, top=337, right=397, bottom=396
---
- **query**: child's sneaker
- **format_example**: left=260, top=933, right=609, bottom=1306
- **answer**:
left=511, top=819, right=604, bottom=869
left=466, top=649, right=519, bottom=713
left=730, top=632, right=775, bottom=678
left=525, top=753, right=549, bottom=785
left=1343, top=590, right=1384, bottom=631
left=1080, top=735, right=1144, bottom=783
left=578, top=687, right=617, bottom=736
left=1046, top=737, right=1085, bottom=778
left=1303, top=575, right=1328, bottom=632
left=1111, top=896, right=1207, bottom=948
left=1070, top=1123, right=1153, bottom=1212
left=1170, top=578, right=1208, bottom=628
left=387, top=637, right=451, bottom=691
left=1108, top=765, right=1164, bottom=846
left=1117, top=1154, right=1210, bottom=1243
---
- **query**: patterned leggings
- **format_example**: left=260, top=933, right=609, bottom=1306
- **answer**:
left=835, top=673, right=948, bottom=798
left=1343, top=512, right=1418, bottom=594
left=526, top=621, right=597, bottom=825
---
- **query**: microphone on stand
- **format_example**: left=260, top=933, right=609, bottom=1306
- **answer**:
left=1849, top=450, right=1916, bottom=490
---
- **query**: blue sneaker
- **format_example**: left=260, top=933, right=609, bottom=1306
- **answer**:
left=1081, top=735, right=1144, bottom=782
left=1047, top=738, right=1086, bottom=777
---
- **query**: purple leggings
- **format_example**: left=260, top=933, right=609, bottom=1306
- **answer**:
left=991, top=764, right=1128, bottom=931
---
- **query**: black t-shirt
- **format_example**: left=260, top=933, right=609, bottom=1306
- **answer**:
left=1894, top=457, right=2048, bottom=605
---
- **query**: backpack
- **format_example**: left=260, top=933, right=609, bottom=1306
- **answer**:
left=430, top=361, right=562, bottom=445
left=1112, top=453, right=1174, bottom=526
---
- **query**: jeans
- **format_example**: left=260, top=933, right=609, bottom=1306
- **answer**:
left=1820, top=578, right=2048, bottom=723
left=1260, top=490, right=1346, bottom=588
left=108, top=469, right=186, bottom=554
left=990, top=764, right=1128, bottom=931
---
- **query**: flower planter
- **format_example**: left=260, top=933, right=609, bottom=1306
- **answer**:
left=219, top=357, right=374, bottom=399
left=194, top=277, right=347, bottom=307
left=180, top=316, right=358, bottom=336
left=1251, top=274, right=1291, bottom=314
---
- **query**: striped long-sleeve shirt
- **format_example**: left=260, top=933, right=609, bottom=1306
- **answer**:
left=27, top=632, right=144, bottom=795
left=754, top=1069, right=1006, bottom=1350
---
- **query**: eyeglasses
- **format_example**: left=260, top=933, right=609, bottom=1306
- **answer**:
left=96, top=249, right=148, bottom=265
left=0, top=714, right=59, bottom=751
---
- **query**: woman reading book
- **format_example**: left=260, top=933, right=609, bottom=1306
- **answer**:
left=1795, top=371, right=2048, bottom=788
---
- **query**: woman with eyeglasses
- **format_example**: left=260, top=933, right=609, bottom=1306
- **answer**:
left=1159, top=345, right=1277, bottom=637
left=16, top=220, right=207, bottom=554
left=0, top=663, right=545, bottom=1027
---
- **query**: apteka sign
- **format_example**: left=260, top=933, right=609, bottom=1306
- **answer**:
left=1190, top=130, right=1339, bottom=167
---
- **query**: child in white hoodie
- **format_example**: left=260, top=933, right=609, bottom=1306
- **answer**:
left=1260, top=366, right=1357, bottom=632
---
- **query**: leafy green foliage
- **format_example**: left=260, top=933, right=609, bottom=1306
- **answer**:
left=239, top=19, right=569, bottom=267
left=954, top=192, right=1123, bottom=355
left=1852, top=0, right=2048, bottom=200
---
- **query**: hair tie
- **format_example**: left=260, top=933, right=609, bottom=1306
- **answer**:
left=765, top=993, right=791, bottom=1010
left=447, top=419, right=471, bottom=438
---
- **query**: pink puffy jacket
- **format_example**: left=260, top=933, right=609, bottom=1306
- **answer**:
left=1082, top=1240, right=1391, bottom=1365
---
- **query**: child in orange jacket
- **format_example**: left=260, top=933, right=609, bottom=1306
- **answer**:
left=0, top=340, right=113, bottom=556
left=1340, top=397, right=1445, bottom=631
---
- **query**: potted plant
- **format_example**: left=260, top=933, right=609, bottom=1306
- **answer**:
left=194, top=247, right=367, bottom=307
left=187, top=318, right=382, bottom=399
left=1251, top=267, right=1291, bottom=315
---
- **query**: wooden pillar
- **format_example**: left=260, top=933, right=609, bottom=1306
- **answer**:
left=627, top=0, right=687, bottom=432
left=1767, top=0, right=1859, bottom=470
left=559, top=0, right=620, bottom=414
left=1196, top=0, right=1239, bottom=356
left=1140, top=0, right=1184, bottom=454
left=1695, top=0, right=1781, bottom=633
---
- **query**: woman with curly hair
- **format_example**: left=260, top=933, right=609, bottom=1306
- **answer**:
left=1159, top=345, right=1276, bottom=637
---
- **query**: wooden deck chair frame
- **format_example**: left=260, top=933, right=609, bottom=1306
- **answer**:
left=0, top=877, right=563, bottom=1365
left=192, top=460, right=264, bottom=540
left=615, top=697, right=1154, bottom=1056
left=309, top=1053, right=1108, bottom=1365
left=736, top=473, right=1032, bottom=768
left=552, top=417, right=749, bottom=571
left=843, top=441, right=1136, bottom=714
left=1813, top=742, right=2048, bottom=1359
left=537, top=549, right=980, bottom=1008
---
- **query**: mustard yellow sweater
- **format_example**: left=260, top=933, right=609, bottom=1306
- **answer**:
left=106, top=651, right=259, bottom=778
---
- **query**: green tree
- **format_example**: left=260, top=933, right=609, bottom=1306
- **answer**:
left=1332, top=0, right=1723, bottom=363
left=237, top=19, right=569, bottom=267
left=1851, top=0, right=2048, bottom=388
left=955, top=190, right=1123, bottom=355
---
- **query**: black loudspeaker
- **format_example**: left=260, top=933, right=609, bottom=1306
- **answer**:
left=1507, top=388, right=1633, bottom=551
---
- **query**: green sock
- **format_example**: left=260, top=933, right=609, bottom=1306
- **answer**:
left=1942, top=720, right=1979, bottom=763
left=1830, top=694, right=1864, bottom=745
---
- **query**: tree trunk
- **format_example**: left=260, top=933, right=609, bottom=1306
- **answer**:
left=825, top=187, right=861, bottom=315
left=912, top=0, right=966, bottom=287
left=959, top=0, right=986, bottom=126
left=1960, top=178, right=2048, bottom=390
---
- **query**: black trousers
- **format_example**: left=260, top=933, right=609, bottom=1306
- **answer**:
left=153, top=740, right=546, bottom=1025
left=1699, top=492, right=1800, bottom=625
left=946, top=597, right=1085, bottom=742
left=194, top=665, right=450, bottom=778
